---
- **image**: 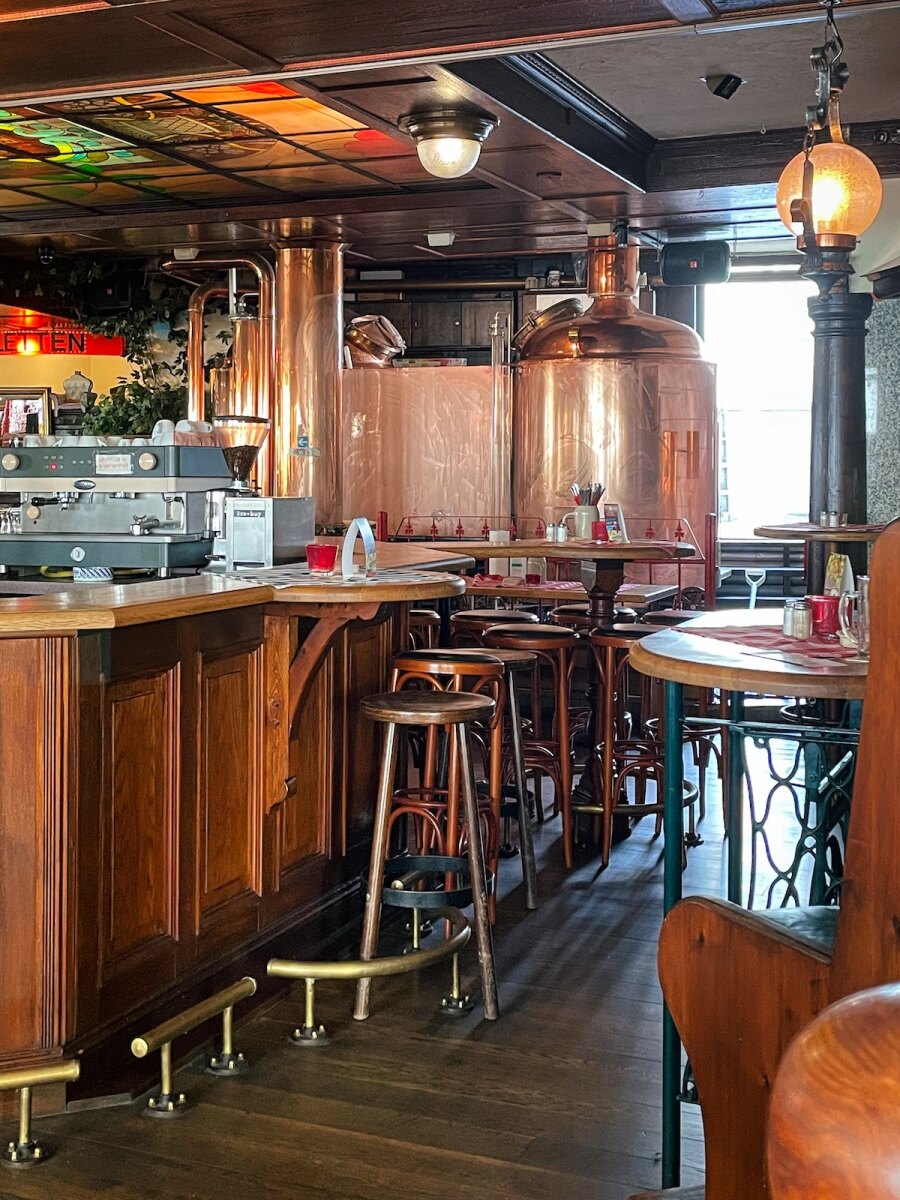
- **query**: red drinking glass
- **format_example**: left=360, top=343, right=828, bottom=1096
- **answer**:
left=807, top=593, right=840, bottom=638
left=592, top=520, right=608, bottom=542
left=525, top=573, right=542, bottom=586
left=306, top=542, right=337, bottom=576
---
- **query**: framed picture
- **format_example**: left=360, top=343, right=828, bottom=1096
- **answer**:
left=0, top=388, right=51, bottom=438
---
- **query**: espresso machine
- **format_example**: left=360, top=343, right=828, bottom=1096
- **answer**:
left=205, top=415, right=315, bottom=572
left=0, top=442, right=234, bottom=578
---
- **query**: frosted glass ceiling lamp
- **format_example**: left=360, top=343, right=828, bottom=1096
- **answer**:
left=399, top=110, right=498, bottom=179
left=775, top=0, right=882, bottom=291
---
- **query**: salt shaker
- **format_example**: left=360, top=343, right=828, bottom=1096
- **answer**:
left=783, top=599, right=812, bottom=638
left=546, top=522, right=558, bottom=542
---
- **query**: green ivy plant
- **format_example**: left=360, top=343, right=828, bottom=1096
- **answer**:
left=81, top=373, right=187, bottom=436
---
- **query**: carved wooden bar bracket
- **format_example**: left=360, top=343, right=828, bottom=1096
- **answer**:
left=286, top=603, right=382, bottom=736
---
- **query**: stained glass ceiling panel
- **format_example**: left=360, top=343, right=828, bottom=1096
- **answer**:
left=238, top=165, right=388, bottom=194
left=27, top=181, right=172, bottom=207
left=168, top=139, right=321, bottom=171
left=290, top=128, right=410, bottom=161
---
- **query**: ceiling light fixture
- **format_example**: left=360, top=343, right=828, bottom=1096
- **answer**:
left=775, top=0, right=882, bottom=289
left=399, top=109, right=498, bottom=179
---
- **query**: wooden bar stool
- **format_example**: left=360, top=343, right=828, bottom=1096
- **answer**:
left=408, top=608, right=440, bottom=649
left=391, top=650, right=506, bottom=918
left=430, top=646, right=539, bottom=910
left=356, top=691, right=498, bottom=1021
left=450, top=608, right=538, bottom=647
left=483, top=623, right=578, bottom=865
left=586, top=625, right=698, bottom=868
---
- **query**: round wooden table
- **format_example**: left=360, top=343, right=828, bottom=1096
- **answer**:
left=754, top=522, right=883, bottom=544
left=420, top=538, right=696, bottom=624
left=630, top=608, right=867, bottom=1189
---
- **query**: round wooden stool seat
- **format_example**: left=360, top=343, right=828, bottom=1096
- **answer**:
left=362, top=692, right=496, bottom=726
left=589, top=624, right=655, bottom=650
left=451, top=609, right=539, bottom=627
left=641, top=609, right=693, bottom=626
left=486, top=623, right=578, bottom=649
left=436, top=646, right=537, bottom=672
left=409, top=609, right=440, bottom=624
left=393, top=649, right=504, bottom=676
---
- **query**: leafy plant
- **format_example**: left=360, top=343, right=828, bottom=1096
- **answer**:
left=81, top=373, right=187, bottom=436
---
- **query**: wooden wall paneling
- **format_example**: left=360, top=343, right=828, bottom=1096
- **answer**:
left=189, top=608, right=267, bottom=955
left=0, top=637, right=74, bottom=1064
left=94, top=662, right=181, bottom=1018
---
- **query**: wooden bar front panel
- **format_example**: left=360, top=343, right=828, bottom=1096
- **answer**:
left=0, top=599, right=408, bottom=1083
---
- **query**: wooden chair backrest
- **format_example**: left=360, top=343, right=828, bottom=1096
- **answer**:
left=768, top=983, right=900, bottom=1200
left=831, top=519, right=900, bottom=994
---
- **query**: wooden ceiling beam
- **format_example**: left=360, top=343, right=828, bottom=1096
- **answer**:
left=649, top=121, right=900, bottom=190
left=134, top=11, right=282, bottom=71
left=441, top=55, right=653, bottom=193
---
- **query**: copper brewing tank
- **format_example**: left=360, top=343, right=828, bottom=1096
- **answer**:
left=513, top=235, right=717, bottom=561
left=344, top=313, right=406, bottom=367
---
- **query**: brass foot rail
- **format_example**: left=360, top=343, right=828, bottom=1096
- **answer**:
left=268, top=906, right=471, bottom=1044
left=0, top=1060, right=80, bottom=1168
left=131, top=976, right=257, bottom=1118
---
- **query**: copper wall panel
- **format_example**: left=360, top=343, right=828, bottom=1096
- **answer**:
left=343, top=366, right=501, bottom=531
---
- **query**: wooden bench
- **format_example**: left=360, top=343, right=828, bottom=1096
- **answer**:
left=657, top=519, right=898, bottom=1200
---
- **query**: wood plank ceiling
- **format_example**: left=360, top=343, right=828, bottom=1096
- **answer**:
left=0, top=0, right=896, bottom=259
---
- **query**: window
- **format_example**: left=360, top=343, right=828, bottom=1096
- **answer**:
left=704, top=279, right=816, bottom=538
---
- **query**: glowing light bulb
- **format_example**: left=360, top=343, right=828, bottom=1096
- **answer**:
left=776, top=141, right=883, bottom=238
left=415, top=135, right=482, bottom=179
left=15, top=336, right=40, bottom=356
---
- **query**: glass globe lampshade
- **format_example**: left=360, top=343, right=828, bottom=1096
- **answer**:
left=414, top=135, right=483, bottom=179
left=776, top=141, right=883, bottom=237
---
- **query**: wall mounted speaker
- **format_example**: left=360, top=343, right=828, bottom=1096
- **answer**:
left=659, top=242, right=731, bottom=286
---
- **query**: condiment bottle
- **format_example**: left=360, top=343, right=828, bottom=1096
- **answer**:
left=783, top=599, right=812, bottom=638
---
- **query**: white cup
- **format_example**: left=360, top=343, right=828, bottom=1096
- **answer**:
left=561, top=505, right=600, bottom=539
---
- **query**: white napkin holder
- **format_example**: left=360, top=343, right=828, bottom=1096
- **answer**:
left=341, top=517, right=377, bottom=580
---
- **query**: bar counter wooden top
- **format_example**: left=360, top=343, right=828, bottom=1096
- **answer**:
left=0, top=544, right=468, bottom=636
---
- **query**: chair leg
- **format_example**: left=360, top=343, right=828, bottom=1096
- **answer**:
left=555, top=651, right=574, bottom=868
left=354, top=721, right=400, bottom=1021
left=457, top=721, right=499, bottom=1020
left=507, top=680, right=538, bottom=910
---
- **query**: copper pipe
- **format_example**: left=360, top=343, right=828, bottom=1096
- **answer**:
left=586, top=234, right=639, bottom=299
left=162, top=254, right=276, bottom=493
left=185, top=283, right=225, bottom=425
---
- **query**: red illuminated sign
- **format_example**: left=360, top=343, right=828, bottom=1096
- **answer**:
left=0, top=326, right=125, bottom=356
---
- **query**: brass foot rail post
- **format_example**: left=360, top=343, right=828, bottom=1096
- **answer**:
left=268, top=906, right=471, bottom=1042
left=131, top=977, right=257, bottom=1118
left=0, top=1061, right=80, bottom=1168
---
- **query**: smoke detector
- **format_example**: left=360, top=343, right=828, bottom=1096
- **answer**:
left=173, top=246, right=200, bottom=261
left=426, top=231, right=456, bottom=248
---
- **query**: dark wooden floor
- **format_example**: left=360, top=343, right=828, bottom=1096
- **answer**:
left=2, top=777, right=737, bottom=1200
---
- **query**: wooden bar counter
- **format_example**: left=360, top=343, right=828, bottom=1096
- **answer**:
left=0, top=555, right=465, bottom=1110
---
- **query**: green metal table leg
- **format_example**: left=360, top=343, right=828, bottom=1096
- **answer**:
left=726, top=691, right=745, bottom=906
left=662, top=679, right=685, bottom=1190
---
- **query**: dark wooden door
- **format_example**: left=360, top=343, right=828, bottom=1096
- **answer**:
left=461, top=299, right=513, bottom=346
left=410, top=301, right=462, bottom=347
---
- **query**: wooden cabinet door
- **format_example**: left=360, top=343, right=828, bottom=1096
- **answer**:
left=462, top=299, right=513, bottom=346
left=410, top=301, right=462, bottom=347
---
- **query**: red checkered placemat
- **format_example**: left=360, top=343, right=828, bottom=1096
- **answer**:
left=685, top=625, right=857, bottom=660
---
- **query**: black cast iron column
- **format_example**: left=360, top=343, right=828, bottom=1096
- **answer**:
left=807, top=288, right=872, bottom=591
